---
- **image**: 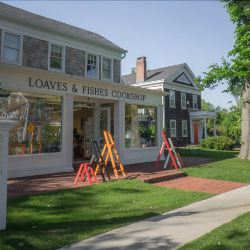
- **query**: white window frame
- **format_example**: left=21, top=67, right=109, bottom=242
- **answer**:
left=48, top=42, right=65, bottom=73
left=182, top=120, right=188, bottom=137
left=193, top=95, right=198, bottom=110
left=170, top=119, right=176, bottom=137
left=181, top=92, right=186, bottom=109
left=101, top=56, right=113, bottom=82
left=169, top=90, right=176, bottom=108
left=86, top=52, right=99, bottom=79
left=1, top=30, right=23, bottom=65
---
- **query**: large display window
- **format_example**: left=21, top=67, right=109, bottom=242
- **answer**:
left=0, top=91, right=62, bottom=155
left=125, top=104, right=157, bottom=148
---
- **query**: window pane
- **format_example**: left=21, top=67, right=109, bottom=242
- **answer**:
left=3, top=48, right=19, bottom=63
left=0, top=92, right=62, bottom=155
left=125, top=104, right=157, bottom=148
left=50, top=57, right=62, bottom=69
left=102, top=58, right=111, bottom=80
left=4, top=33, right=20, bottom=49
left=50, top=44, right=63, bottom=70
left=87, top=54, right=97, bottom=77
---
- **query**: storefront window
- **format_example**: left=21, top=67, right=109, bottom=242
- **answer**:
left=0, top=91, right=62, bottom=155
left=125, top=104, right=157, bottom=148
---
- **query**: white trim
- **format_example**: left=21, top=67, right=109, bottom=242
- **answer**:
left=1, top=30, right=23, bottom=66
left=0, top=62, right=164, bottom=96
left=169, top=90, right=176, bottom=108
left=170, top=119, right=176, bottom=137
left=101, top=56, right=113, bottom=82
left=181, top=92, right=186, bottom=109
left=182, top=120, right=188, bottom=137
left=86, top=52, right=99, bottom=80
left=164, top=82, right=201, bottom=95
left=48, top=42, right=65, bottom=73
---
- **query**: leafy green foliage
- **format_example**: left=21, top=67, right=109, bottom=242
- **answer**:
left=201, top=136, right=235, bottom=150
left=201, top=99, right=242, bottom=142
left=197, top=1, right=250, bottom=96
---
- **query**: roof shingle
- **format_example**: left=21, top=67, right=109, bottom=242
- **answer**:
left=0, top=2, right=126, bottom=53
left=121, top=64, right=185, bottom=85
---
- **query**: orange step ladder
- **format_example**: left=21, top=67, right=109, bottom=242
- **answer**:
left=95, top=130, right=126, bottom=179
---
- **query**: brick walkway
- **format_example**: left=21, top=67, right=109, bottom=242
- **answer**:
left=8, top=156, right=239, bottom=198
left=155, top=176, right=247, bottom=194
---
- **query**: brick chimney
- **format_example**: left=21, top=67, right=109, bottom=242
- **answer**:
left=136, top=57, right=147, bottom=83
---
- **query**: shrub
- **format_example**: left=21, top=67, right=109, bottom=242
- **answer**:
left=200, top=136, right=235, bottom=150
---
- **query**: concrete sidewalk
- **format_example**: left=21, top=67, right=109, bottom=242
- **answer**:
left=60, top=185, right=250, bottom=250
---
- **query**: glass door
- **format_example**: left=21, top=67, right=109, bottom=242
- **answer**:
left=99, top=107, right=111, bottom=147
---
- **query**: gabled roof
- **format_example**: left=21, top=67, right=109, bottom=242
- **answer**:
left=0, top=3, right=127, bottom=53
left=121, top=63, right=185, bottom=85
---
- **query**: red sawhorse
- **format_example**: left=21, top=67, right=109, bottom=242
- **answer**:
left=74, top=163, right=97, bottom=185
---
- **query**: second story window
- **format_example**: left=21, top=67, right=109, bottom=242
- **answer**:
left=169, top=90, right=175, bottom=108
left=170, top=120, right=176, bottom=137
left=87, top=53, right=98, bottom=78
left=193, top=95, right=198, bottom=110
left=3, top=32, right=21, bottom=64
left=102, top=57, right=112, bottom=81
left=181, top=93, right=186, bottom=109
left=50, top=44, right=64, bottom=71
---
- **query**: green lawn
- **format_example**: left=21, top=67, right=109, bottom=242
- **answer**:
left=179, top=211, right=250, bottom=250
left=0, top=180, right=211, bottom=250
left=180, top=148, right=250, bottom=183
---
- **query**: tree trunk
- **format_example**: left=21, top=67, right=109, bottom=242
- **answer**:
left=239, top=80, right=250, bottom=160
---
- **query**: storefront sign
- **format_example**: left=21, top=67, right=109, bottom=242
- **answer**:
left=28, top=77, right=146, bottom=102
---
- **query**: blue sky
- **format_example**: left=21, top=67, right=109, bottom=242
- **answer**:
left=3, top=1, right=236, bottom=108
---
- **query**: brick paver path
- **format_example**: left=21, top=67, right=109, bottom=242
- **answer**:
left=155, top=176, right=247, bottom=194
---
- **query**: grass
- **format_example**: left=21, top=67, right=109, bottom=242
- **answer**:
left=179, top=147, right=250, bottom=183
left=0, top=180, right=211, bottom=250
left=179, top=211, right=250, bottom=250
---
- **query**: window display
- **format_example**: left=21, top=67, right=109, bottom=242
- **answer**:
left=125, top=104, right=157, bottom=148
left=0, top=91, right=62, bottom=155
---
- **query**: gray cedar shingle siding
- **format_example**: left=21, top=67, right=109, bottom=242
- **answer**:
left=65, top=47, right=86, bottom=76
left=113, top=59, right=121, bottom=83
left=0, top=30, right=2, bottom=59
left=22, top=35, right=48, bottom=70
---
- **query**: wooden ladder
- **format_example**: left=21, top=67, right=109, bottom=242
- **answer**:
left=95, top=130, right=126, bottom=179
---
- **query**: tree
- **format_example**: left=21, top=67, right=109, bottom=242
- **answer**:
left=197, top=1, right=250, bottom=160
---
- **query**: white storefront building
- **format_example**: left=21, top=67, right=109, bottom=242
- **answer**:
left=0, top=3, right=164, bottom=178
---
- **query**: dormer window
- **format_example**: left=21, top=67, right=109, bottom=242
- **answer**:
left=102, top=57, right=112, bottom=81
left=49, top=44, right=64, bottom=71
left=3, top=32, right=21, bottom=65
left=87, top=53, right=98, bottom=78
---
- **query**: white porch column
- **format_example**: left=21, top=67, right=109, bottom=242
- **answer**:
left=156, top=105, right=165, bottom=147
left=63, top=94, right=74, bottom=170
left=94, top=103, right=100, bottom=142
left=204, top=118, right=207, bottom=138
left=0, top=119, right=16, bottom=230
left=114, top=100, right=125, bottom=162
left=213, top=119, right=216, bottom=137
